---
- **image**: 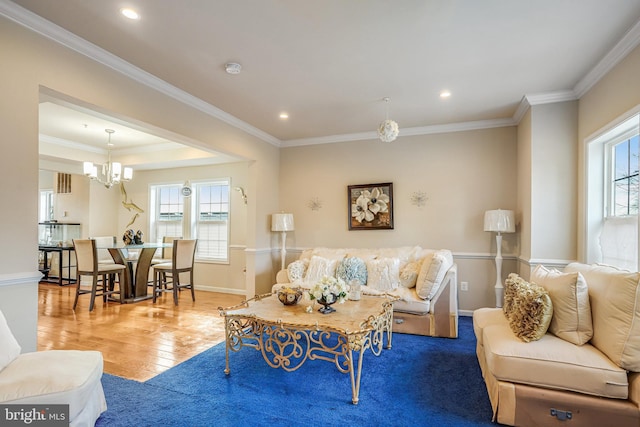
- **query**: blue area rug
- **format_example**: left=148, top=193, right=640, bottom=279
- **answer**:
left=96, top=316, right=494, bottom=426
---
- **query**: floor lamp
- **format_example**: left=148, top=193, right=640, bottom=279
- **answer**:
left=484, top=209, right=515, bottom=308
left=272, top=213, right=295, bottom=271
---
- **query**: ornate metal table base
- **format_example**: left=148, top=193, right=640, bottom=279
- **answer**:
left=219, top=294, right=395, bottom=404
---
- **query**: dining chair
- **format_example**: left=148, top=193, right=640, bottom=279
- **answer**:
left=73, top=239, right=127, bottom=312
left=152, top=239, right=197, bottom=305
left=151, top=236, right=182, bottom=265
left=90, top=236, right=117, bottom=264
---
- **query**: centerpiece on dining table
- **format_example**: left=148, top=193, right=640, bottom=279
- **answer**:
left=309, top=275, right=348, bottom=314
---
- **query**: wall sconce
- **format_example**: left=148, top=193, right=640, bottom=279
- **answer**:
left=272, top=213, right=294, bottom=271
left=235, top=187, right=247, bottom=204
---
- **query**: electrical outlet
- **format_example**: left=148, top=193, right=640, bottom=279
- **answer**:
left=460, top=281, right=469, bottom=291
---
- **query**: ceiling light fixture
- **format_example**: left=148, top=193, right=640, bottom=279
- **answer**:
left=83, top=129, right=133, bottom=189
left=377, top=97, right=399, bottom=143
left=225, top=63, right=242, bottom=74
left=440, top=90, right=451, bottom=98
left=279, top=112, right=289, bottom=119
left=120, top=8, right=140, bottom=20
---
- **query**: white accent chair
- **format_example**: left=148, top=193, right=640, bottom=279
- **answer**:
left=0, top=310, right=107, bottom=426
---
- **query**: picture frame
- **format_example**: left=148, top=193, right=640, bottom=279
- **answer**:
left=348, top=182, right=394, bottom=230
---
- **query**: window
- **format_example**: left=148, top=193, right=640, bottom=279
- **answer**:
left=150, top=179, right=230, bottom=263
left=150, top=184, right=184, bottom=240
left=39, top=190, right=53, bottom=222
left=610, top=135, right=639, bottom=216
left=587, top=112, right=640, bottom=270
left=192, top=181, right=229, bottom=261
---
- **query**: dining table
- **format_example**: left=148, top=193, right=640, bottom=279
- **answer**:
left=100, top=242, right=171, bottom=303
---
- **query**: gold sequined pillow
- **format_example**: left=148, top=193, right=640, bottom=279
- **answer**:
left=503, top=273, right=553, bottom=342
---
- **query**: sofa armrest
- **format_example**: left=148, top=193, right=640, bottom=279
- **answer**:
left=275, top=269, right=289, bottom=284
left=429, top=263, right=458, bottom=337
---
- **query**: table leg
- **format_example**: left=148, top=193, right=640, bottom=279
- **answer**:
left=347, top=346, right=366, bottom=405
left=224, top=317, right=231, bottom=375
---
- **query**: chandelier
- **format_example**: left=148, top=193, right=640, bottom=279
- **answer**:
left=83, top=129, right=133, bottom=189
left=377, top=97, right=399, bottom=143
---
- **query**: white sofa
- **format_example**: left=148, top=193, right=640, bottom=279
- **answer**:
left=473, top=263, right=640, bottom=426
left=0, top=310, right=107, bottom=426
left=274, top=246, right=458, bottom=338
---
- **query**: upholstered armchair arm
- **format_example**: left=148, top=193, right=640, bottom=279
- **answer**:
left=276, top=269, right=289, bottom=284
left=429, top=264, right=458, bottom=338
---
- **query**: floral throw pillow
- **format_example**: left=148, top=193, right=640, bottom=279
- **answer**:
left=287, top=260, right=308, bottom=283
left=336, top=257, right=368, bottom=285
left=366, top=258, right=400, bottom=292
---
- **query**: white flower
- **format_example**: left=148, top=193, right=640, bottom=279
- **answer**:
left=351, top=193, right=374, bottom=223
left=309, top=275, right=348, bottom=304
left=367, top=187, right=389, bottom=215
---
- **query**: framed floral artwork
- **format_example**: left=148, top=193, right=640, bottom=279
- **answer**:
left=348, top=182, right=394, bottom=230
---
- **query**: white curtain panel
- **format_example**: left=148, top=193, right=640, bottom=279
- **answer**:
left=600, top=215, right=638, bottom=271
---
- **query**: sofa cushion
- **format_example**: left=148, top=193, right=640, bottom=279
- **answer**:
left=473, top=307, right=507, bottom=347
left=0, top=310, right=21, bottom=372
left=0, top=350, right=106, bottom=421
left=399, top=261, right=421, bottom=288
left=304, top=256, right=338, bottom=284
left=389, top=287, right=431, bottom=314
left=366, top=258, right=400, bottom=291
left=531, top=265, right=593, bottom=345
left=336, top=257, right=368, bottom=285
left=503, top=273, right=553, bottom=342
left=415, top=250, right=453, bottom=300
left=287, top=259, right=308, bottom=283
left=564, top=262, right=640, bottom=372
left=482, top=322, right=628, bottom=399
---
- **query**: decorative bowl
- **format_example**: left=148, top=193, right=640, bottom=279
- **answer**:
left=277, top=287, right=304, bottom=306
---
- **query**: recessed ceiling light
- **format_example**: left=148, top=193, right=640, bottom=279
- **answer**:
left=440, top=90, right=451, bottom=99
left=279, top=112, right=289, bottom=119
left=120, top=8, right=140, bottom=20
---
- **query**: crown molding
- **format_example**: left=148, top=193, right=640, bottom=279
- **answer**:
left=574, top=18, right=640, bottom=98
left=282, top=118, right=517, bottom=147
left=0, top=1, right=281, bottom=147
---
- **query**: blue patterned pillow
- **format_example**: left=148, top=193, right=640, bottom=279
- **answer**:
left=336, top=257, right=368, bottom=285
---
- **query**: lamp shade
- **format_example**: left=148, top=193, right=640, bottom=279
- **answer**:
left=272, top=213, right=294, bottom=232
left=484, top=209, right=515, bottom=233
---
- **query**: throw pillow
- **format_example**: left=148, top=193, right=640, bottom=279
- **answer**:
left=287, top=259, right=308, bottom=283
left=0, top=310, right=21, bottom=371
left=503, top=273, right=553, bottom=343
left=304, top=255, right=338, bottom=284
left=564, top=262, right=640, bottom=372
left=365, top=258, right=400, bottom=292
left=336, top=257, right=368, bottom=285
left=399, top=261, right=421, bottom=288
left=531, top=265, right=593, bottom=345
left=415, top=250, right=453, bottom=300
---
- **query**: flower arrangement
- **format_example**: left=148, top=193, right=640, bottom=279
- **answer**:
left=309, top=275, right=348, bottom=305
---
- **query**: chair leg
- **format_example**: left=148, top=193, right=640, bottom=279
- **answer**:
left=73, top=275, right=81, bottom=310
left=173, top=275, right=179, bottom=306
left=153, top=270, right=159, bottom=303
left=190, top=271, right=195, bottom=302
left=89, top=277, right=98, bottom=312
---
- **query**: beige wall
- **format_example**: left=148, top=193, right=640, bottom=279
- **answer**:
left=577, top=44, right=640, bottom=261
left=1, top=17, right=279, bottom=349
left=280, top=127, right=519, bottom=310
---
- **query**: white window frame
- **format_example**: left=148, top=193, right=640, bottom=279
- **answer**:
left=149, top=179, right=230, bottom=264
left=189, top=180, right=230, bottom=263
left=39, top=189, right=54, bottom=222
left=585, top=110, right=640, bottom=268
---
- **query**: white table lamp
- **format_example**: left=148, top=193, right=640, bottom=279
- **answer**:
left=484, top=209, right=515, bottom=308
left=272, top=213, right=295, bottom=271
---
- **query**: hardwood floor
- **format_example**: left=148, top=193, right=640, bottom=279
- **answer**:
left=37, top=282, right=244, bottom=382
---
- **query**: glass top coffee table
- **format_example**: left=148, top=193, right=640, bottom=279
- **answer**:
left=218, top=293, right=395, bottom=404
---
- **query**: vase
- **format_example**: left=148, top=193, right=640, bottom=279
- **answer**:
left=317, top=296, right=336, bottom=314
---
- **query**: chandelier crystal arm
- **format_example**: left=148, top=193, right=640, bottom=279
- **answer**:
left=83, top=129, right=133, bottom=189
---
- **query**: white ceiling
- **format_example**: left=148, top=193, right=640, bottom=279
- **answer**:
left=5, top=0, right=640, bottom=165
